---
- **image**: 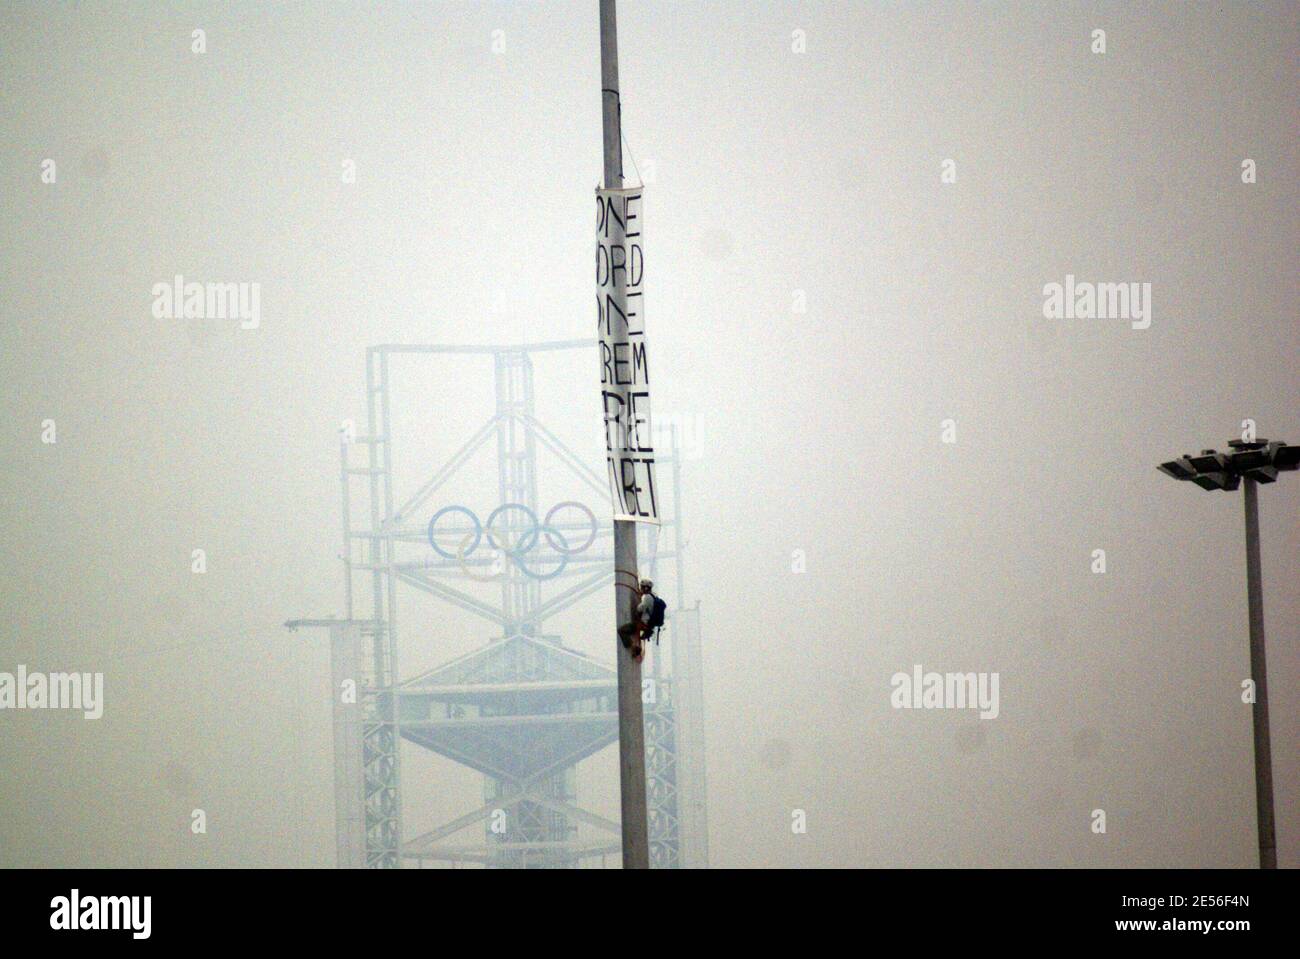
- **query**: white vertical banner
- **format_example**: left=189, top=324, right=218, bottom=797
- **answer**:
left=596, top=186, right=659, bottom=523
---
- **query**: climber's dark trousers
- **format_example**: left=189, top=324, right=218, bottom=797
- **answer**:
left=618, top=620, right=645, bottom=648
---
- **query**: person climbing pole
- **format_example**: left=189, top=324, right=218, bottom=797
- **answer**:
left=617, top=577, right=665, bottom=662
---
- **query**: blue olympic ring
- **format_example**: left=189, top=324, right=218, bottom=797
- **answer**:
left=427, top=501, right=599, bottom=580
left=426, top=505, right=481, bottom=560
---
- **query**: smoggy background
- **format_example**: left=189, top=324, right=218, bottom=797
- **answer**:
left=1, top=0, right=1296, bottom=867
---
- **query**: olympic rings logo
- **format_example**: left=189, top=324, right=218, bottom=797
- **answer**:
left=426, top=502, right=600, bottom=581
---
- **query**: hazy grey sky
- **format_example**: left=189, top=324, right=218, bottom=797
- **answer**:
left=1, top=1, right=1296, bottom=868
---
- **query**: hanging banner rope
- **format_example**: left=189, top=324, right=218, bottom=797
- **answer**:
left=596, top=186, right=660, bottom=524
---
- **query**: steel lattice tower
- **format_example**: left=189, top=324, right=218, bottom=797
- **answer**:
left=289, top=341, right=708, bottom=868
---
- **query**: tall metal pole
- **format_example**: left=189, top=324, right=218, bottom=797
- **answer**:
left=600, top=0, right=650, bottom=869
left=1242, top=478, right=1276, bottom=869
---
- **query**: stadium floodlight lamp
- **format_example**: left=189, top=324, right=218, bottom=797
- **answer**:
left=1157, top=458, right=1196, bottom=481
left=1227, top=441, right=1270, bottom=472
left=1271, top=443, right=1300, bottom=471
left=1187, top=449, right=1227, bottom=474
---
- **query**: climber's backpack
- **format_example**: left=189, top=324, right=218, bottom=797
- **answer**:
left=647, top=595, right=667, bottom=642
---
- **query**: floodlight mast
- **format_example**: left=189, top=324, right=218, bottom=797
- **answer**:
left=600, top=0, right=650, bottom=870
left=1241, top=476, right=1274, bottom=870
left=1158, top=437, right=1299, bottom=869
